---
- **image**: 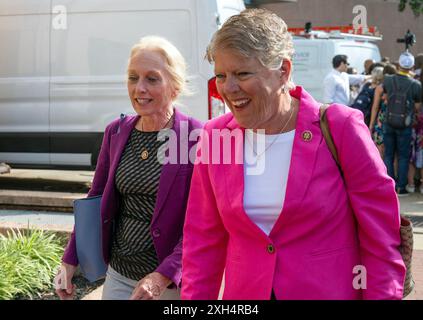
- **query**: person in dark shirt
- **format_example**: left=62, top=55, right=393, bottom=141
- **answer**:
left=383, top=51, right=422, bottom=196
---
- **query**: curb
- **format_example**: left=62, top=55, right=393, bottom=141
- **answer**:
left=0, top=189, right=86, bottom=210
left=0, top=222, right=73, bottom=238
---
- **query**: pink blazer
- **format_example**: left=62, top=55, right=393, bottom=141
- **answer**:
left=182, top=86, right=405, bottom=300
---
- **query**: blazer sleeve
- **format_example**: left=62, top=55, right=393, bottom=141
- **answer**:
left=154, top=117, right=205, bottom=287
left=181, top=125, right=229, bottom=300
left=327, top=105, right=406, bottom=299
left=155, top=237, right=183, bottom=287
left=62, top=120, right=115, bottom=266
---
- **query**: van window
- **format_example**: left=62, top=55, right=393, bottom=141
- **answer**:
left=51, top=11, right=192, bottom=77
left=0, top=0, right=50, bottom=159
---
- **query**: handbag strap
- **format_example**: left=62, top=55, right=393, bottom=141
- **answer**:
left=319, top=104, right=343, bottom=176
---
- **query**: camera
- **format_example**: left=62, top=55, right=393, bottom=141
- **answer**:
left=397, top=30, right=416, bottom=50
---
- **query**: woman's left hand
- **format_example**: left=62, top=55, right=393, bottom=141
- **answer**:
left=129, top=272, right=172, bottom=300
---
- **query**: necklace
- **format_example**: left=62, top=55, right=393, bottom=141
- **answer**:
left=138, top=113, right=174, bottom=161
left=246, top=103, right=295, bottom=161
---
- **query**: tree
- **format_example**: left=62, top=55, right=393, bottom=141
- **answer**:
left=388, top=0, right=423, bottom=17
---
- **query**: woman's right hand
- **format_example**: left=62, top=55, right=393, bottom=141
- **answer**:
left=55, top=262, right=77, bottom=300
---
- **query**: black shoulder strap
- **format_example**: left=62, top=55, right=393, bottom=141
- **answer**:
left=393, top=75, right=414, bottom=94
left=403, top=79, right=415, bottom=95
left=392, top=76, right=398, bottom=92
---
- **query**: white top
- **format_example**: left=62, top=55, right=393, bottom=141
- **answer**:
left=323, top=69, right=366, bottom=105
left=243, top=129, right=295, bottom=235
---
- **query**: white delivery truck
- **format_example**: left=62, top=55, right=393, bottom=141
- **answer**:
left=291, top=27, right=382, bottom=102
left=0, top=0, right=244, bottom=169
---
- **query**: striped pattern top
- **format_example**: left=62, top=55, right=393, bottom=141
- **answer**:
left=110, top=128, right=168, bottom=281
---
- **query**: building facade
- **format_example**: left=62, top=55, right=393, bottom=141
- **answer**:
left=257, top=0, right=422, bottom=63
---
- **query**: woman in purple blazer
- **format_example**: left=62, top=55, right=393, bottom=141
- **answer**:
left=56, top=36, right=202, bottom=300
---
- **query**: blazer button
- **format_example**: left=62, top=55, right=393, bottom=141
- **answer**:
left=152, top=228, right=161, bottom=238
left=267, top=244, right=275, bottom=254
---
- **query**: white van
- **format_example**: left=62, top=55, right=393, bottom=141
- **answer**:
left=0, top=0, right=245, bottom=169
left=292, top=31, right=382, bottom=102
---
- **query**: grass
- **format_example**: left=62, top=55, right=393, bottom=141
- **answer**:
left=0, top=228, right=65, bottom=300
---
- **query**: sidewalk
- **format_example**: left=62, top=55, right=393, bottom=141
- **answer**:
left=1, top=169, right=423, bottom=300
left=81, top=250, right=423, bottom=300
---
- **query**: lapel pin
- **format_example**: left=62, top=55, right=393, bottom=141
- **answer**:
left=302, top=130, right=313, bottom=142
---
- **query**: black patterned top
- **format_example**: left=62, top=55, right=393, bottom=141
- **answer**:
left=110, top=128, right=168, bottom=281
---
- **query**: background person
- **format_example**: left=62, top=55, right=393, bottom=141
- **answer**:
left=350, top=66, right=384, bottom=125
left=414, top=53, right=423, bottom=80
left=369, top=63, right=398, bottom=158
left=347, top=66, right=360, bottom=105
left=323, top=54, right=369, bottom=106
left=363, top=58, right=375, bottom=75
left=383, top=51, right=422, bottom=196
left=182, top=9, right=405, bottom=300
left=56, top=36, right=202, bottom=300
left=407, top=53, right=423, bottom=194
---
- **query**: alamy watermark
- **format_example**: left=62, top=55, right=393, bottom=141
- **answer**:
left=352, top=4, right=368, bottom=34
left=154, top=121, right=267, bottom=175
left=52, top=5, right=67, bottom=30
left=353, top=265, right=367, bottom=290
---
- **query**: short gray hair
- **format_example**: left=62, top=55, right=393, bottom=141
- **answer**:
left=206, top=8, right=295, bottom=91
left=129, top=36, right=190, bottom=98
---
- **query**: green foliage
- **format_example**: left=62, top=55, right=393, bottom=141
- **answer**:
left=397, top=0, right=423, bottom=17
left=0, top=229, right=64, bottom=300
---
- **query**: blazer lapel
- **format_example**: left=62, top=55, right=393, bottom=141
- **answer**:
left=153, top=109, right=184, bottom=222
left=109, top=115, right=139, bottom=187
left=270, top=87, right=322, bottom=237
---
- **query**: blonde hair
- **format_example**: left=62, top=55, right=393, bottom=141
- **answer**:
left=206, top=8, right=295, bottom=91
left=129, top=36, right=190, bottom=98
left=371, top=66, right=384, bottom=85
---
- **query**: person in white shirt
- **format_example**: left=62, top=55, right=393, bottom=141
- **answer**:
left=323, top=54, right=369, bottom=105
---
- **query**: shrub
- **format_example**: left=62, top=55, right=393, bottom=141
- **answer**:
left=0, top=229, right=64, bottom=300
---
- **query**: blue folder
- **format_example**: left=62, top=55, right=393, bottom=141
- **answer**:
left=74, top=195, right=108, bottom=282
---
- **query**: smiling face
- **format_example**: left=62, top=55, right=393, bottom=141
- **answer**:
left=214, top=49, right=286, bottom=130
left=127, top=49, right=176, bottom=118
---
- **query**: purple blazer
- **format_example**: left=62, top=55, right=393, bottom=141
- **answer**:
left=62, top=108, right=203, bottom=286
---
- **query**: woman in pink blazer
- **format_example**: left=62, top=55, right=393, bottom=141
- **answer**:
left=181, top=9, right=406, bottom=300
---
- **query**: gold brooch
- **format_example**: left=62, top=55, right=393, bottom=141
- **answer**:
left=141, top=149, right=149, bottom=160
left=302, top=130, right=313, bottom=142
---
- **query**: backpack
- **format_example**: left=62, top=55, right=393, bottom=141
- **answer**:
left=350, top=83, right=374, bottom=126
left=386, top=76, right=414, bottom=129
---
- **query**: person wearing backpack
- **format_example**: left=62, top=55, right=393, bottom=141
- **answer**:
left=383, top=51, right=422, bottom=196
left=351, top=66, right=384, bottom=126
left=369, top=64, right=398, bottom=158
